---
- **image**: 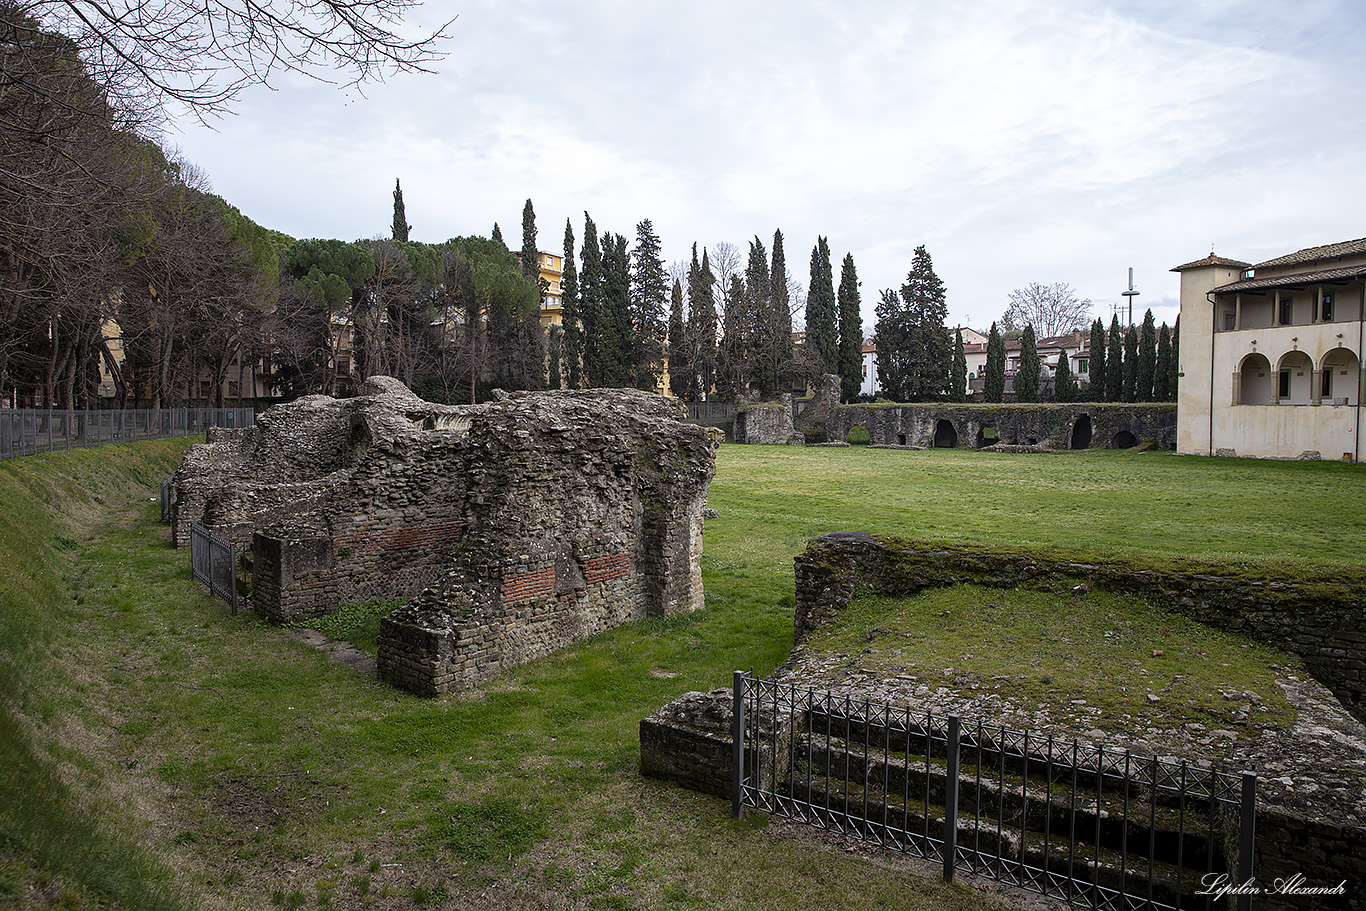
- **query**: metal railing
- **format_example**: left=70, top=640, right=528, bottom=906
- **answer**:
left=160, top=477, right=172, bottom=523
left=0, top=407, right=254, bottom=460
left=190, top=523, right=238, bottom=614
left=683, top=401, right=735, bottom=422
left=732, top=672, right=1256, bottom=911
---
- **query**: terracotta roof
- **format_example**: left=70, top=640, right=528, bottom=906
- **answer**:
left=1213, top=264, right=1366, bottom=294
left=1170, top=254, right=1251, bottom=273
left=1252, top=237, right=1366, bottom=270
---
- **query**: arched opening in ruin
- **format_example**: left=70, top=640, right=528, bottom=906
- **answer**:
left=897, top=433, right=908, bottom=446
left=1112, top=430, right=1138, bottom=449
left=1070, top=415, right=1092, bottom=450
left=933, top=420, right=958, bottom=448
left=846, top=424, right=870, bottom=445
left=975, top=426, right=998, bottom=449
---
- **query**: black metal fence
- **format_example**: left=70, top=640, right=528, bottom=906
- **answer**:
left=160, top=477, right=172, bottom=523
left=0, top=407, right=254, bottom=460
left=190, top=523, right=238, bottom=614
left=683, top=401, right=735, bottom=422
left=732, top=672, right=1255, bottom=911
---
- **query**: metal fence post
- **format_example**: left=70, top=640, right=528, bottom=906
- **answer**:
left=1237, top=770, right=1256, bottom=911
left=732, top=670, right=746, bottom=819
left=943, top=714, right=960, bottom=883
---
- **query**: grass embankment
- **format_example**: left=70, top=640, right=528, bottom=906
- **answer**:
left=2, top=442, right=1362, bottom=910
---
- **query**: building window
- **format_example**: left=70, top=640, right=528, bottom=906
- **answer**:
left=1322, top=294, right=1334, bottom=321
left=861, top=364, right=867, bottom=379
left=1278, top=370, right=1290, bottom=399
left=1223, top=311, right=1236, bottom=331
left=1278, top=296, right=1292, bottom=326
left=1322, top=368, right=1333, bottom=398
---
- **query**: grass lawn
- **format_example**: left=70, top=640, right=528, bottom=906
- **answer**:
left=2, top=441, right=1362, bottom=910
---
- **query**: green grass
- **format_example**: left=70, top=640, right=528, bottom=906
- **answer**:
left=1, top=441, right=1362, bottom=910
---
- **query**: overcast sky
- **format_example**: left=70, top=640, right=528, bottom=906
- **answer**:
left=167, top=0, right=1366, bottom=336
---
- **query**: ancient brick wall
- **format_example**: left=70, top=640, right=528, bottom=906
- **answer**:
left=171, top=377, right=716, bottom=694
left=824, top=403, right=1176, bottom=450
left=793, top=534, right=1366, bottom=723
left=734, top=394, right=800, bottom=444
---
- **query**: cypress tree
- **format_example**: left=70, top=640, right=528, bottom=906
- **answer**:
left=560, top=219, right=581, bottom=389
left=578, top=213, right=603, bottom=386
left=1122, top=325, right=1139, bottom=402
left=391, top=179, right=410, bottom=242
left=951, top=328, right=967, bottom=402
left=547, top=327, right=562, bottom=390
left=1169, top=316, right=1180, bottom=401
left=601, top=231, right=633, bottom=388
left=743, top=237, right=770, bottom=397
left=520, top=199, right=540, bottom=284
left=765, top=229, right=794, bottom=396
left=687, top=246, right=718, bottom=400
left=984, top=322, right=1006, bottom=402
left=837, top=253, right=863, bottom=403
left=1016, top=324, right=1040, bottom=402
left=1088, top=318, right=1106, bottom=401
left=805, top=237, right=837, bottom=374
left=1137, top=309, right=1157, bottom=401
left=1105, top=315, right=1123, bottom=402
left=1055, top=347, right=1077, bottom=402
left=667, top=278, right=688, bottom=398
left=1154, top=323, right=1172, bottom=402
left=491, top=222, right=503, bottom=245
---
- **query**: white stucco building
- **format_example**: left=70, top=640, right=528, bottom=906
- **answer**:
left=1175, top=238, right=1366, bottom=460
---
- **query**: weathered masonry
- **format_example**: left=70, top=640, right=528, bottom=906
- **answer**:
left=171, top=377, right=717, bottom=695
left=824, top=402, right=1176, bottom=451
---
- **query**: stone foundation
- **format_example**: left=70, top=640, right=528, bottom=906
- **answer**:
left=171, top=377, right=716, bottom=694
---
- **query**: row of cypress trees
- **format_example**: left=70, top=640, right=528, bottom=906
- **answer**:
left=977, top=310, right=1179, bottom=403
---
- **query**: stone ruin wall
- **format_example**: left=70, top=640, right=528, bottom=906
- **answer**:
left=641, top=533, right=1366, bottom=908
left=170, top=377, right=716, bottom=696
left=733, top=394, right=802, bottom=445
left=826, top=402, right=1177, bottom=450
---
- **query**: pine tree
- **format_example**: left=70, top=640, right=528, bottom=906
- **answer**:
left=984, top=322, right=1006, bottom=402
left=1105, top=315, right=1123, bottom=402
left=837, top=253, right=863, bottom=403
left=578, top=213, right=603, bottom=386
left=560, top=219, right=581, bottom=389
left=630, top=219, right=668, bottom=391
left=1088, top=318, right=1106, bottom=401
left=1055, top=346, right=1077, bottom=402
left=688, top=247, right=718, bottom=399
left=1169, top=316, right=1180, bottom=401
left=520, top=199, right=540, bottom=284
left=391, top=179, right=410, bottom=242
left=1154, top=323, right=1172, bottom=402
left=1137, top=309, right=1157, bottom=401
left=667, top=278, right=687, bottom=398
left=1122, top=325, right=1139, bottom=402
left=874, top=288, right=907, bottom=402
left=951, top=328, right=967, bottom=402
left=805, top=237, right=837, bottom=375
left=1016, top=324, right=1040, bottom=401
left=491, top=223, right=503, bottom=245
left=900, top=245, right=951, bottom=400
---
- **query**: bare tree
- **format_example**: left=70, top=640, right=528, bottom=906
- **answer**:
left=8, top=0, right=453, bottom=123
left=1001, top=282, right=1093, bottom=338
